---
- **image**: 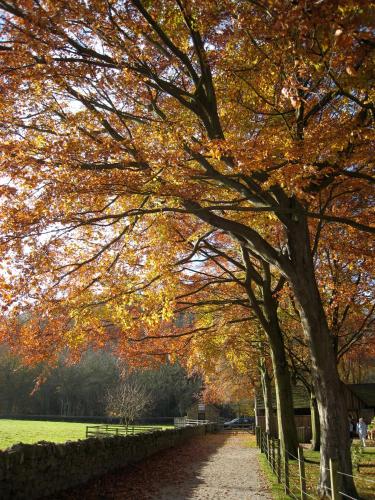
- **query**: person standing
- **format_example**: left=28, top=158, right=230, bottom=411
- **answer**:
left=357, top=418, right=368, bottom=447
left=349, top=416, right=354, bottom=439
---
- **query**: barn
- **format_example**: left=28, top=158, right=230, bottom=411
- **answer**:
left=255, top=383, right=375, bottom=443
left=186, top=401, right=221, bottom=422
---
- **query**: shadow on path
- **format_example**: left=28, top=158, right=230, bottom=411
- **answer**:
left=52, top=432, right=232, bottom=500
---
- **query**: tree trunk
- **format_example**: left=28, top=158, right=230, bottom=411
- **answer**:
left=262, top=285, right=299, bottom=458
left=192, top=199, right=356, bottom=497
left=259, top=360, right=276, bottom=436
left=269, top=337, right=299, bottom=457
left=310, top=392, right=321, bottom=451
left=243, top=254, right=298, bottom=458
left=286, top=215, right=356, bottom=498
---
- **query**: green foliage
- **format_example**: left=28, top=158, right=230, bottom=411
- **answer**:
left=0, top=347, right=119, bottom=416
left=351, top=442, right=364, bottom=471
left=0, top=346, right=201, bottom=418
left=136, top=363, right=202, bottom=417
left=0, top=346, right=40, bottom=414
left=368, top=416, right=375, bottom=430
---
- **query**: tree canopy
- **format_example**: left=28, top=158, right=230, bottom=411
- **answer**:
left=0, top=1, right=373, bottom=349
left=0, top=1, right=374, bottom=496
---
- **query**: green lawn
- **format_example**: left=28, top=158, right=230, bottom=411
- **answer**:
left=0, top=419, right=95, bottom=449
left=0, top=420, right=171, bottom=450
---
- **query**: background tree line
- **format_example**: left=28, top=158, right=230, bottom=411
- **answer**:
left=0, top=345, right=201, bottom=419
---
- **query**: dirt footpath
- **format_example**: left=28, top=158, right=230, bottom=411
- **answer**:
left=56, top=432, right=271, bottom=500
left=156, top=432, right=271, bottom=500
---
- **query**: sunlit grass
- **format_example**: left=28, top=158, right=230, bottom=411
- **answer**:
left=0, top=419, right=93, bottom=449
left=259, top=443, right=375, bottom=500
left=0, top=419, right=171, bottom=450
left=259, top=454, right=289, bottom=500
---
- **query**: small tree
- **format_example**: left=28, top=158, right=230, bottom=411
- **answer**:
left=106, top=377, right=151, bottom=427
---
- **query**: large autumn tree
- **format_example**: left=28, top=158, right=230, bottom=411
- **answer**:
left=0, top=1, right=373, bottom=496
left=172, top=229, right=299, bottom=456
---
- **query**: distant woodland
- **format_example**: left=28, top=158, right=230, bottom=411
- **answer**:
left=0, top=346, right=201, bottom=418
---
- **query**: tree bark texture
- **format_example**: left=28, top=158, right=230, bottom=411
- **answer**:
left=269, top=332, right=299, bottom=458
left=261, top=288, right=299, bottom=458
left=243, top=253, right=299, bottom=459
left=286, top=215, right=356, bottom=498
left=259, top=361, right=276, bottom=437
left=310, top=392, right=321, bottom=452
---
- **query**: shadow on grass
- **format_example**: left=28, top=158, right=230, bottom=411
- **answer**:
left=49, top=432, right=232, bottom=500
left=260, top=445, right=375, bottom=500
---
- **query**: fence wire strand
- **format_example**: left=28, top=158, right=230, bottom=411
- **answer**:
left=256, top=427, right=366, bottom=500
left=339, top=492, right=360, bottom=500
left=338, top=470, right=375, bottom=484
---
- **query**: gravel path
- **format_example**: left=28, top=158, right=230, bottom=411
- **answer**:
left=55, top=432, right=271, bottom=500
left=156, top=433, right=271, bottom=500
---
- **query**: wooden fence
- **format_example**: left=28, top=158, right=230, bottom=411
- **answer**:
left=174, top=418, right=210, bottom=427
left=85, top=424, right=163, bottom=438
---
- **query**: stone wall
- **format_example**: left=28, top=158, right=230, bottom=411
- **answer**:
left=0, top=424, right=217, bottom=499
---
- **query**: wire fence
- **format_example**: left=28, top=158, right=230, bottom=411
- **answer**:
left=255, top=427, right=374, bottom=500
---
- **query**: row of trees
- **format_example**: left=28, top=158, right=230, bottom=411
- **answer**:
left=181, top=230, right=373, bottom=444
left=0, top=1, right=374, bottom=497
left=0, top=346, right=201, bottom=418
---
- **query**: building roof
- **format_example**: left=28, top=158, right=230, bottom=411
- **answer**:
left=348, top=384, right=375, bottom=408
left=256, top=383, right=375, bottom=411
left=187, top=402, right=221, bottom=412
left=255, top=385, right=310, bottom=410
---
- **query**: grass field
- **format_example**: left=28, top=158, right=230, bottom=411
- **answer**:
left=0, top=420, right=171, bottom=450
left=0, top=420, right=95, bottom=449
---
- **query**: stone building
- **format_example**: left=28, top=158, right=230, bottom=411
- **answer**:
left=186, top=401, right=221, bottom=422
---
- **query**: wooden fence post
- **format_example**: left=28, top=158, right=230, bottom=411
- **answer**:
left=262, top=430, right=265, bottom=454
left=272, top=437, right=275, bottom=473
left=284, top=450, right=290, bottom=495
left=298, top=446, right=307, bottom=500
left=256, top=426, right=260, bottom=447
left=265, top=432, right=268, bottom=457
left=264, top=432, right=267, bottom=459
left=329, top=458, right=340, bottom=500
left=277, top=438, right=281, bottom=483
left=269, top=434, right=273, bottom=472
left=266, top=433, right=270, bottom=463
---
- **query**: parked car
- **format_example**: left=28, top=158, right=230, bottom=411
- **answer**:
left=223, top=417, right=255, bottom=429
